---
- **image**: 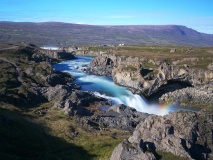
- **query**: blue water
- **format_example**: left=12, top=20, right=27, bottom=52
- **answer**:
left=53, top=56, right=192, bottom=115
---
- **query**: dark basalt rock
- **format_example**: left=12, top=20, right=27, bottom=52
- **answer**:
left=110, top=139, right=156, bottom=160
left=41, top=50, right=76, bottom=60
left=86, top=104, right=149, bottom=131
left=46, top=70, right=75, bottom=87
left=111, top=110, right=213, bottom=160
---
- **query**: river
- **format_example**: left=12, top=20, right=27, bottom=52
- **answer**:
left=53, top=56, right=191, bottom=116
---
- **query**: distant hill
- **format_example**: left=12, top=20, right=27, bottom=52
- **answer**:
left=0, top=21, right=213, bottom=46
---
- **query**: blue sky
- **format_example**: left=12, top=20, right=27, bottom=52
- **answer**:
left=0, top=0, right=213, bottom=34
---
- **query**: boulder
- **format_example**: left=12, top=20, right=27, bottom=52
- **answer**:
left=112, top=64, right=144, bottom=89
left=110, top=139, right=156, bottom=160
left=87, top=104, right=149, bottom=131
left=46, top=71, right=75, bottom=86
left=90, top=54, right=116, bottom=76
left=42, top=84, right=72, bottom=102
left=170, top=48, right=176, bottom=53
left=111, top=111, right=213, bottom=160
left=207, top=63, right=213, bottom=70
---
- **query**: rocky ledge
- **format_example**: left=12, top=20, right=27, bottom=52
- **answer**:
left=159, top=84, right=213, bottom=107
left=90, top=54, right=213, bottom=108
left=40, top=83, right=149, bottom=131
left=111, top=110, right=213, bottom=160
left=90, top=54, right=116, bottom=76
left=82, top=104, right=149, bottom=131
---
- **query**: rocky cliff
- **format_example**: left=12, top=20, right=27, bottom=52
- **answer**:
left=90, top=54, right=144, bottom=88
left=41, top=49, right=75, bottom=60
left=90, top=54, right=213, bottom=108
left=111, top=110, right=213, bottom=160
left=90, top=54, right=117, bottom=76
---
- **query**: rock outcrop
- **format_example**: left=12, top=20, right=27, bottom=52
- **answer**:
left=41, top=89, right=149, bottom=131
left=90, top=54, right=147, bottom=89
left=90, top=54, right=213, bottom=107
left=86, top=104, right=149, bottom=131
left=90, top=54, right=117, bottom=76
left=110, top=139, right=156, bottom=160
left=41, top=49, right=75, bottom=60
left=40, top=85, right=111, bottom=116
left=144, top=63, right=213, bottom=96
left=208, top=63, right=213, bottom=70
left=159, top=83, right=213, bottom=107
left=112, top=62, right=144, bottom=90
left=111, top=111, right=213, bottom=160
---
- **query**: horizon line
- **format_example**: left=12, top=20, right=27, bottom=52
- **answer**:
left=0, top=21, right=212, bottom=35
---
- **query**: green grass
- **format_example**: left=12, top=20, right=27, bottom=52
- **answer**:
left=0, top=42, right=75, bottom=108
left=0, top=61, right=19, bottom=89
left=39, top=107, right=130, bottom=160
left=142, top=60, right=157, bottom=69
left=146, top=70, right=158, bottom=77
left=123, top=65, right=138, bottom=71
left=88, top=45, right=213, bottom=69
left=190, top=58, right=212, bottom=69
left=131, top=77, right=138, bottom=81
left=155, top=151, right=186, bottom=160
left=0, top=107, right=93, bottom=160
left=88, top=46, right=115, bottom=52
left=0, top=104, right=129, bottom=160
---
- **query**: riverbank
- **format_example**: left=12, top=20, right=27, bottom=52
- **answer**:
left=89, top=47, right=213, bottom=112
left=0, top=43, right=150, bottom=159
left=0, top=42, right=212, bottom=159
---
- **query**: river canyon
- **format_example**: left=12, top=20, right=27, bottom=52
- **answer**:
left=53, top=56, right=193, bottom=116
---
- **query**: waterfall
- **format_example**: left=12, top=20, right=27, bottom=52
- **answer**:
left=53, top=56, right=191, bottom=116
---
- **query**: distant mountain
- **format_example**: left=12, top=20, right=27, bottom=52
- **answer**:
left=0, top=21, right=213, bottom=46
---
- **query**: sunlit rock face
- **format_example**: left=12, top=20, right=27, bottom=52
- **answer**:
left=111, top=110, right=213, bottom=160
left=90, top=54, right=213, bottom=108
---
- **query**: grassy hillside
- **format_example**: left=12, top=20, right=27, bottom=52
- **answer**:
left=0, top=22, right=213, bottom=46
left=1, top=104, right=185, bottom=160
left=0, top=104, right=129, bottom=160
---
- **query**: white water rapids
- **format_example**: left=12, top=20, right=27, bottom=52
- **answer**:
left=53, top=56, right=191, bottom=116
